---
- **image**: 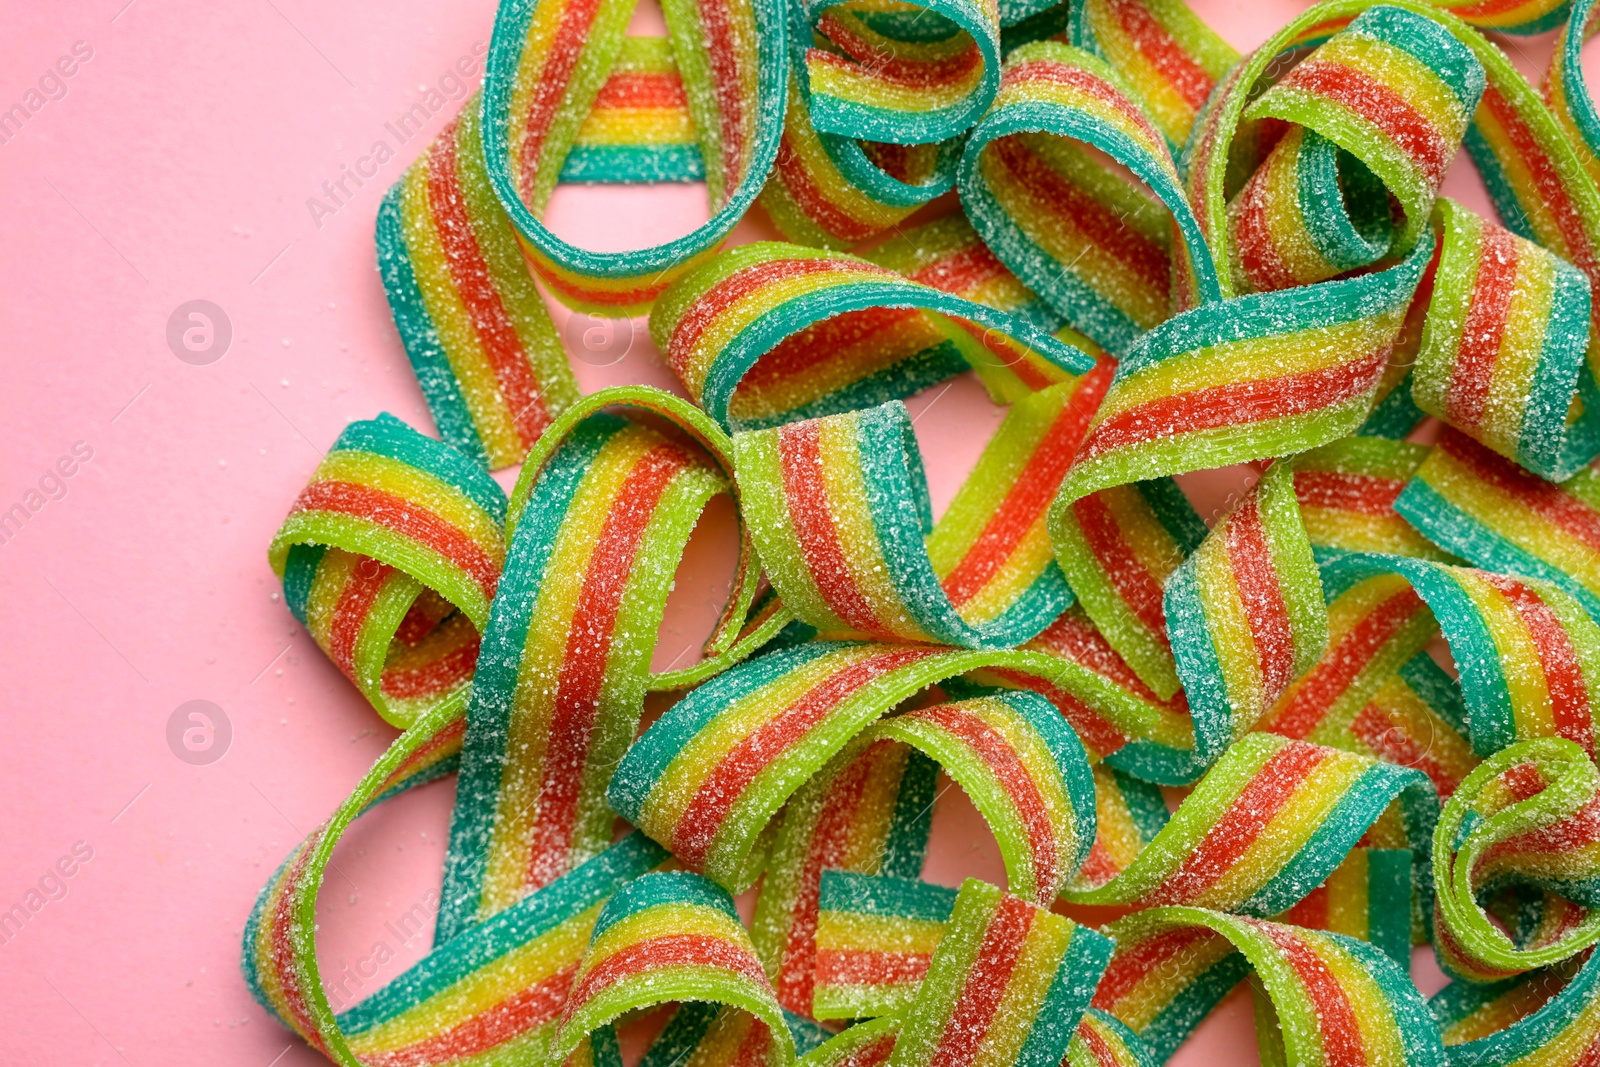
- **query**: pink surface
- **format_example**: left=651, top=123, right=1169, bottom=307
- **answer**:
left=0, top=0, right=1553, bottom=1062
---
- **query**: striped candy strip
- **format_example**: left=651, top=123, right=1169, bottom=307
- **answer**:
left=1289, top=437, right=1456, bottom=563
left=560, top=37, right=704, bottom=183
left=796, top=1015, right=902, bottom=1067
left=376, top=96, right=578, bottom=470
left=1066, top=1009, right=1159, bottom=1067
left=1240, top=5, right=1485, bottom=261
left=812, top=871, right=957, bottom=1019
left=752, top=735, right=937, bottom=1017
left=1431, top=950, right=1600, bottom=1067
left=1162, top=462, right=1328, bottom=775
left=481, top=0, right=786, bottom=314
left=437, top=389, right=766, bottom=938
left=1075, top=761, right=1171, bottom=892
left=802, top=0, right=1002, bottom=146
left=1226, top=126, right=1395, bottom=294
left=1094, top=906, right=1448, bottom=1067
left=1061, top=731, right=1437, bottom=919
left=1321, top=552, right=1600, bottom=759
left=885, top=878, right=1113, bottom=1067
left=608, top=640, right=1158, bottom=892
left=957, top=42, right=1220, bottom=356
left=547, top=871, right=794, bottom=1067
left=1273, top=846, right=1416, bottom=965
left=1344, top=653, right=1481, bottom=799
left=269, top=414, right=508, bottom=728
left=1048, top=477, right=1207, bottom=705
left=650, top=242, right=1094, bottom=434
left=1547, top=0, right=1600, bottom=193
left=1396, top=426, right=1600, bottom=621
left=1413, top=199, right=1600, bottom=482
left=1432, top=738, right=1600, bottom=983
left=1434, top=0, right=1572, bottom=34
left=732, top=374, right=1110, bottom=649
left=1066, top=0, right=1238, bottom=150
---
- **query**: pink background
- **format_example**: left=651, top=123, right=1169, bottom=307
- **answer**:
left=0, top=1, right=1564, bottom=1062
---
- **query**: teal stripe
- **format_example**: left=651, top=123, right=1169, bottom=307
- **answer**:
left=819, top=871, right=958, bottom=922
left=560, top=143, right=705, bottom=184
left=282, top=543, right=327, bottom=625
left=593, top=871, right=739, bottom=940
left=332, top=412, right=506, bottom=525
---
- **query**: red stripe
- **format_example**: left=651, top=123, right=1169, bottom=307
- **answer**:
left=1225, top=494, right=1296, bottom=701
left=1436, top=429, right=1600, bottom=553
left=1090, top=927, right=1211, bottom=1009
left=942, top=360, right=1116, bottom=607
left=907, top=241, right=1014, bottom=297
left=1278, top=882, right=1332, bottom=932
left=516, top=0, right=607, bottom=197
left=672, top=647, right=938, bottom=867
left=816, top=948, right=934, bottom=986
left=1077, top=1018, right=1125, bottom=1067
left=526, top=445, right=693, bottom=889
left=1144, top=742, right=1329, bottom=905
left=1004, top=62, right=1166, bottom=147
left=1480, top=574, right=1595, bottom=754
left=429, top=125, right=552, bottom=451
left=698, top=0, right=750, bottom=194
left=592, top=71, right=689, bottom=109
left=929, top=897, right=1034, bottom=1067
left=294, top=481, right=500, bottom=599
left=1252, top=924, right=1368, bottom=1066
left=1349, top=701, right=1461, bottom=798
left=1070, top=491, right=1172, bottom=642
left=1285, top=61, right=1451, bottom=184
left=779, top=420, right=893, bottom=636
left=567, top=934, right=767, bottom=1010
left=1030, top=609, right=1182, bottom=709
left=1480, top=88, right=1599, bottom=285
left=773, top=132, right=880, bottom=244
left=1293, top=470, right=1406, bottom=516
left=813, top=16, right=983, bottom=88
left=327, top=558, right=394, bottom=674
left=1268, top=588, right=1427, bottom=740
left=1077, top=345, right=1389, bottom=462
left=359, top=963, right=577, bottom=1067
left=380, top=635, right=480, bottom=699
left=909, top=702, right=1060, bottom=893
left=989, top=668, right=1132, bottom=757
left=1447, top=226, right=1519, bottom=431
left=743, top=305, right=927, bottom=391
left=1106, top=0, right=1215, bottom=109
left=990, top=137, right=1170, bottom=296
left=1232, top=159, right=1302, bottom=293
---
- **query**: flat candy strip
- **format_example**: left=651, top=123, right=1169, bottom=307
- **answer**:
left=752, top=737, right=938, bottom=1016
left=1162, top=463, right=1327, bottom=775
left=481, top=0, right=786, bottom=314
left=1432, top=738, right=1600, bottom=983
left=1094, top=906, right=1448, bottom=1066
left=1396, top=427, right=1600, bottom=621
left=1061, top=731, right=1437, bottom=918
left=1430, top=950, right=1600, bottom=1067
left=608, top=640, right=1157, bottom=892
left=1321, top=552, right=1600, bottom=758
left=1273, top=846, right=1416, bottom=965
left=650, top=242, right=1094, bottom=434
left=1412, top=199, right=1600, bottom=482
left=812, top=871, right=957, bottom=1019
left=547, top=871, right=794, bottom=1067
left=560, top=37, right=705, bottom=183
left=376, top=98, right=578, bottom=470
left=1067, top=0, right=1238, bottom=150
left=1075, top=762, right=1171, bottom=890
left=270, top=414, right=508, bottom=728
left=732, top=380, right=1107, bottom=648
left=886, top=878, right=1112, bottom=1067
left=437, top=390, right=762, bottom=938
left=1288, top=437, right=1455, bottom=563
left=958, top=42, right=1220, bottom=355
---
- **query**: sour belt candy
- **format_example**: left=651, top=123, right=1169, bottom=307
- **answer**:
left=811, top=870, right=957, bottom=1019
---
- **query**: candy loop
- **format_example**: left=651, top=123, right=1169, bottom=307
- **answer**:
left=270, top=415, right=509, bottom=728
left=650, top=241, right=1095, bottom=433
left=732, top=380, right=1109, bottom=649
left=1432, top=738, right=1600, bottom=983
left=1095, top=905, right=1449, bottom=1066
left=802, top=0, right=1002, bottom=145
left=957, top=41, right=1220, bottom=355
left=1430, top=948, right=1600, bottom=1067
left=607, top=639, right=1169, bottom=893
left=547, top=871, right=795, bottom=1067
left=481, top=0, right=788, bottom=314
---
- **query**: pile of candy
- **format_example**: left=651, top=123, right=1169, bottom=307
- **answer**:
left=244, top=0, right=1600, bottom=1064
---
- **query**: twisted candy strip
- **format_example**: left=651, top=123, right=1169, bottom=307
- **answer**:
left=732, top=377, right=1109, bottom=649
left=1432, top=738, right=1600, bottom=983
left=1288, top=438, right=1455, bottom=563
left=1397, top=427, right=1600, bottom=620
left=886, top=878, right=1112, bottom=1067
left=650, top=242, right=1094, bottom=434
left=1062, top=732, right=1437, bottom=920
left=793, top=1007, right=1155, bottom=1067
left=811, top=871, right=957, bottom=1019
left=437, top=389, right=768, bottom=937
left=548, top=872, right=794, bottom=1067
left=1093, top=906, right=1448, bottom=1066
left=958, top=42, right=1220, bottom=355
left=1430, top=950, right=1600, bottom=1067
left=752, top=739, right=939, bottom=1016
left=1321, top=553, right=1600, bottom=758
left=1413, top=199, right=1600, bottom=482
left=270, top=414, right=508, bottom=728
